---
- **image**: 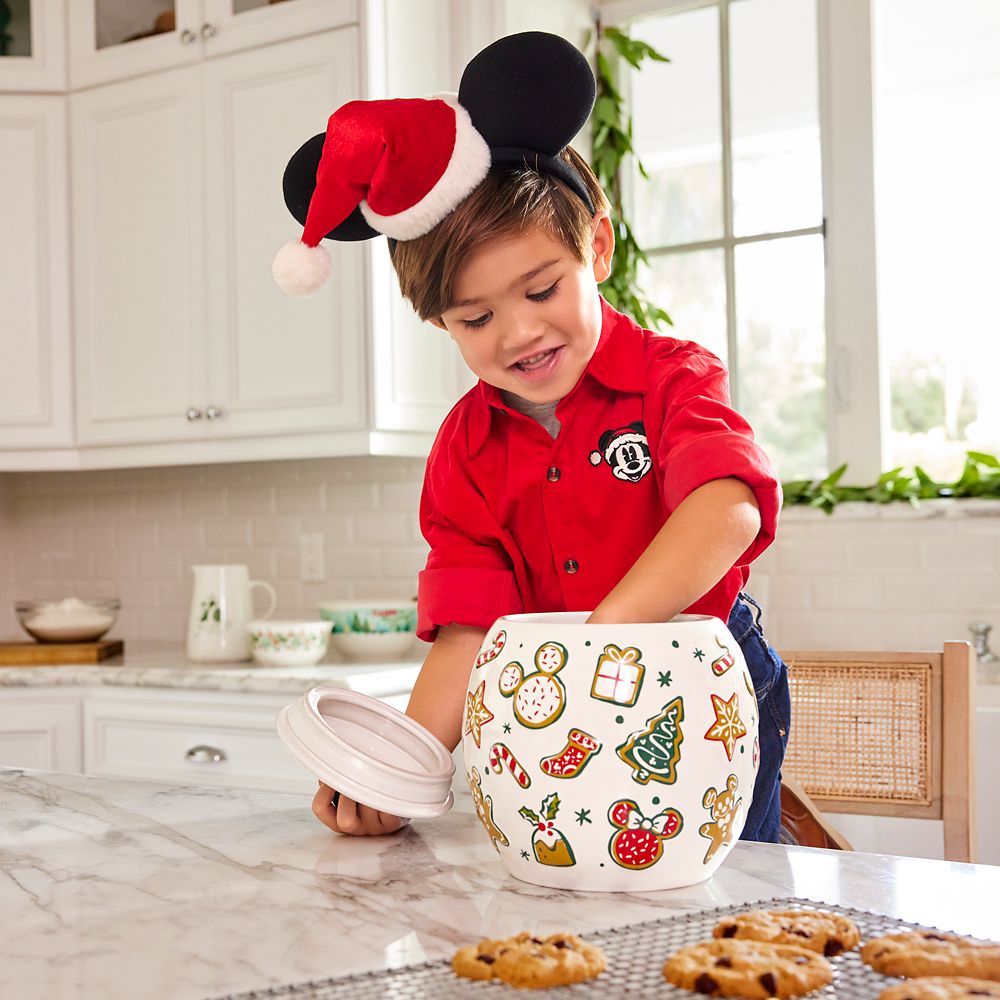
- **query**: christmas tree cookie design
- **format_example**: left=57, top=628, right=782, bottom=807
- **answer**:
left=699, top=774, right=743, bottom=864
left=607, top=799, right=683, bottom=870
left=468, top=767, right=509, bottom=852
left=498, top=641, right=568, bottom=729
left=590, top=643, right=646, bottom=707
left=519, top=793, right=576, bottom=867
left=540, top=729, right=602, bottom=779
left=710, top=635, right=735, bottom=676
left=616, top=697, right=685, bottom=785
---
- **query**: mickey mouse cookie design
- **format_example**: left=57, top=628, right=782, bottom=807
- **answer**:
left=588, top=421, right=652, bottom=483
left=607, top=799, right=682, bottom=870
left=499, top=641, right=568, bottom=729
left=700, top=774, right=743, bottom=864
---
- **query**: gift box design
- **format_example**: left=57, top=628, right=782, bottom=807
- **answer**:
left=463, top=612, right=759, bottom=892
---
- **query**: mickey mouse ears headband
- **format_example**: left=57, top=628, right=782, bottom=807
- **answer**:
left=273, top=31, right=596, bottom=296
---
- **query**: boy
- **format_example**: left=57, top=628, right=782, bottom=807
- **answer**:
left=274, top=32, right=789, bottom=846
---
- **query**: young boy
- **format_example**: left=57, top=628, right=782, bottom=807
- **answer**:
left=274, top=32, right=789, bottom=847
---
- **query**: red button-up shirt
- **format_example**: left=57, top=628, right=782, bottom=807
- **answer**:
left=417, top=299, right=781, bottom=642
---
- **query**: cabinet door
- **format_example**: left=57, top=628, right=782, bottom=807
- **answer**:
left=0, top=0, right=67, bottom=91
left=202, top=29, right=365, bottom=439
left=0, top=693, right=83, bottom=772
left=201, top=0, right=357, bottom=59
left=0, top=96, right=73, bottom=448
left=72, top=68, right=209, bottom=446
left=68, top=0, right=202, bottom=89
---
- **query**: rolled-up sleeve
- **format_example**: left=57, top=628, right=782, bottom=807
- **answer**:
left=655, top=350, right=782, bottom=566
left=417, top=437, right=523, bottom=643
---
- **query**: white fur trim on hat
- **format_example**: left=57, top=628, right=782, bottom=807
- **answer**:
left=360, top=94, right=491, bottom=240
left=605, top=432, right=646, bottom=463
left=271, top=240, right=332, bottom=296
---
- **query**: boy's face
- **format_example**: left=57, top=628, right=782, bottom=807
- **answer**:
left=432, top=215, right=614, bottom=404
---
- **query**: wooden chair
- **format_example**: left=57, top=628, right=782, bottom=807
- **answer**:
left=777, top=642, right=976, bottom=863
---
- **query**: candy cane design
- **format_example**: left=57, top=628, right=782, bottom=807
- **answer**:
left=488, top=742, right=531, bottom=788
left=710, top=635, right=735, bottom=677
left=475, top=629, right=507, bottom=668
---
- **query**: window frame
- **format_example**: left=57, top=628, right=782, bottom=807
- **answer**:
left=600, top=0, right=886, bottom=480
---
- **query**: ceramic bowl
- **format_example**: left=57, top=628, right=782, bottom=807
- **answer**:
left=318, top=599, right=418, bottom=659
left=462, top=612, right=759, bottom=892
left=247, top=619, right=332, bottom=667
left=276, top=686, right=454, bottom=818
left=15, top=597, right=120, bottom=643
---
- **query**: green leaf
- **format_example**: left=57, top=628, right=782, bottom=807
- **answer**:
left=519, top=806, right=540, bottom=825
left=542, top=793, right=560, bottom=820
left=968, top=451, right=1000, bottom=468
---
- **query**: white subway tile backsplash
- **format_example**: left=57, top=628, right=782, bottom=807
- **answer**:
left=354, top=511, right=412, bottom=544
left=250, top=515, right=299, bottom=546
left=276, top=484, right=325, bottom=514
left=203, top=517, right=252, bottom=546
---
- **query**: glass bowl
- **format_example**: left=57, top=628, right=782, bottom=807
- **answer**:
left=15, top=598, right=121, bottom=643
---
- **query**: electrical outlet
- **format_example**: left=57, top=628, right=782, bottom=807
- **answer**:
left=300, top=532, right=325, bottom=582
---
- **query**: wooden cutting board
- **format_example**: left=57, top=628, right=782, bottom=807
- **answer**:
left=0, top=640, right=124, bottom=665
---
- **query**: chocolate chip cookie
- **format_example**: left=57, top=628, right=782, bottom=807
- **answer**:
left=663, top=938, right=833, bottom=997
left=878, top=977, right=1000, bottom=999
left=862, top=931, right=1000, bottom=980
left=452, top=931, right=606, bottom=989
left=713, top=908, right=861, bottom=957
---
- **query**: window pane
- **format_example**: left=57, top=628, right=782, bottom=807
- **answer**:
left=735, top=236, right=827, bottom=479
left=2, top=0, right=32, bottom=57
left=640, top=250, right=728, bottom=364
left=630, top=6, right=723, bottom=247
left=874, top=0, right=1000, bottom=479
left=730, top=0, right=822, bottom=237
left=95, top=0, right=175, bottom=50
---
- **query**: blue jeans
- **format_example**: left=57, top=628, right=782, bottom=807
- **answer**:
left=727, top=592, right=791, bottom=843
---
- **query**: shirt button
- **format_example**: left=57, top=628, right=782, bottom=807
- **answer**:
left=563, top=559, right=579, bottom=574
left=547, top=467, right=561, bottom=482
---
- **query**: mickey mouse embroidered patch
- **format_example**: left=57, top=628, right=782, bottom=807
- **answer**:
left=588, top=421, right=652, bottom=483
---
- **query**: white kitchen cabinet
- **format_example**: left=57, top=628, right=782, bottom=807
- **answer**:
left=68, top=0, right=356, bottom=90
left=0, top=0, right=66, bottom=92
left=71, top=28, right=366, bottom=449
left=0, top=95, right=74, bottom=449
left=84, top=688, right=316, bottom=793
left=0, top=689, right=83, bottom=771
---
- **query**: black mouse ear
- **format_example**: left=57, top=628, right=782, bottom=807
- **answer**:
left=281, top=132, right=380, bottom=242
left=457, top=31, right=595, bottom=154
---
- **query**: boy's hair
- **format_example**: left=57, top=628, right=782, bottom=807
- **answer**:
left=390, top=146, right=610, bottom=321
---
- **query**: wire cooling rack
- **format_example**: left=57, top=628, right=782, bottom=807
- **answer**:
left=207, top=896, right=993, bottom=999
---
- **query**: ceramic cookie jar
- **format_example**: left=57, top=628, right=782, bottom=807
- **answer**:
left=462, top=611, right=759, bottom=892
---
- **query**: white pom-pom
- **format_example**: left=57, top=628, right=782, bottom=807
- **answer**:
left=271, top=240, right=331, bottom=296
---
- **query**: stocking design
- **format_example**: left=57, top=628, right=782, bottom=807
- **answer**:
left=540, top=728, right=602, bottom=778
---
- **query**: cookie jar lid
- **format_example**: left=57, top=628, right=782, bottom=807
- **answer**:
left=276, top=686, right=455, bottom=818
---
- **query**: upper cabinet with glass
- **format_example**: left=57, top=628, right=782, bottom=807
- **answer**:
left=68, top=0, right=357, bottom=88
left=0, top=0, right=66, bottom=90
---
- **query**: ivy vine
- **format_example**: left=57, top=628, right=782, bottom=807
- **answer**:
left=782, top=451, right=1000, bottom=514
left=589, top=23, right=672, bottom=332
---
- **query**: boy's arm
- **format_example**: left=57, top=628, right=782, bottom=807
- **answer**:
left=311, top=623, right=484, bottom=836
left=587, top=477, right=760, bottom=625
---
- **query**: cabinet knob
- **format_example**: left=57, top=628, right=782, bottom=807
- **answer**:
left=186, top=407, right=203, bottom=422
left=179, top=28, right=197, bottom=44
left=201, top=22, right=218, bottom=39
left=185, top=745, right=227, bottom=764
left=205, top=405, right=223, bottom=421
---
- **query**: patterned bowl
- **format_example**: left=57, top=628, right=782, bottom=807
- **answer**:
left=247, top=620, right=332, bottom=667
left=318, top=600, right=418, bottom=659
left=462, top=612, right=759, bottom=892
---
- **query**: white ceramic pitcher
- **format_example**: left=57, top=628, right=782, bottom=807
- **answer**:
left=187, top=564, right=277, bottom=662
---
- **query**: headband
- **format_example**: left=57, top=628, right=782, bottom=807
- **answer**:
left=274, top=31, right=596, bottom=295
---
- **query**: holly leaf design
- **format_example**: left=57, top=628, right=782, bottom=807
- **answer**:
left=518, top=806, right=540, bottom=825
left=542, top=793, right=560, bottom=821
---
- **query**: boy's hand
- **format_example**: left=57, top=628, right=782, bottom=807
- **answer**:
left=311, top=782, right=408, bottom=836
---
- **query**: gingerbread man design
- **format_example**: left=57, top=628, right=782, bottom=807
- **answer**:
left=468, top=766, right=509, bottom=852
left=498, top=641, right=568, bottom=729
left=698, top=774, right=743, bottom=864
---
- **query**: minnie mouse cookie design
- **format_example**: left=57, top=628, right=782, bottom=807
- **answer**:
left=607, top=799, right=682, bottom=870
left=588, top=421, right=652, bottom=483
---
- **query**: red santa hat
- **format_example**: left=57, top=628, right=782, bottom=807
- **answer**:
left=272, top=94, right=490, bottom=296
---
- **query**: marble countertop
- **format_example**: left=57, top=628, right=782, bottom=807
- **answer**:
left=2, top=768, right=998, bottom=1000
left=0, top=640, right=422, bottom=697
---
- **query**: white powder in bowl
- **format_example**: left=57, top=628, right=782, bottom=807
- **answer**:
left=24, top=598, right=115, bottom=642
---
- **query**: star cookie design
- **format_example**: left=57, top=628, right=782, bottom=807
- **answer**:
left=704, top=692, right=747, bottom=761
left=464, top=680, right=494, bottom=748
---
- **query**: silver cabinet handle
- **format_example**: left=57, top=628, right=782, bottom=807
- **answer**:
left=186, top=745, right=227, bottom=764
left=205, top=405, right=223, bottom=421
left=179, top=28, right=197, bottom=44
left=186, top=407, right=203, bottom=421
left=201, top=22, right=218, bottom=39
